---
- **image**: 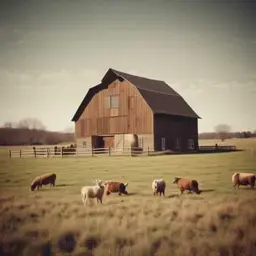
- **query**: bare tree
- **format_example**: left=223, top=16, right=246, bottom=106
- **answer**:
left=215, top=124, right=231, bottom=142
left=3, top=122, right=13, bottom=128
left=17, top=118, right=46, bottom=130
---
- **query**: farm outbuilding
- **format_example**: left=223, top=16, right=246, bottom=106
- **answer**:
left=71, top=68, right=201, bottom=152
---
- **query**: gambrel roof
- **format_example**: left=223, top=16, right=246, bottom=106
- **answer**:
left=71, top=68, right=201, bottom=121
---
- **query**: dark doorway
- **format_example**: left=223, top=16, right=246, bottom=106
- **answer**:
left=92, top=136, right=104, bottom=148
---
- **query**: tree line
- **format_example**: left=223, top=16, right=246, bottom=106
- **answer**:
left=199, top=124, right=256, bottom=141
left=0, top=118, right=74, bottom=146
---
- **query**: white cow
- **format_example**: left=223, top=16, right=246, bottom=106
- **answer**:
left=81, top=179, right=106, bottom=206
left=152, top=178, right=166, bottom=196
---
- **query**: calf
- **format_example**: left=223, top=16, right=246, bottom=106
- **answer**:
left=152, top=179, right=166, bottom=196
left=232, top=172, right=255, bottom=189
left=172, top=177, right=201, bottom=195
left=104, top=181, right=128, bottom=195
left=30, top=173, right=56, bottom=191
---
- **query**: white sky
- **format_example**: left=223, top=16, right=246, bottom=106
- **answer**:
left=0, top=0, right=255, bottom=133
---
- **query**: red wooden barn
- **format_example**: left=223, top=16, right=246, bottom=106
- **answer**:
left=71, top=68, right=201, bottom=152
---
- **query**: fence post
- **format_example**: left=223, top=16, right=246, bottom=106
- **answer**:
left=9, top=150, right=11, bottom=158
left=76, top=148, right=78, bottom=157
left=34, top=148, right=36, bottom=158
left=109, top=147, right=111, bottom=156
left=91, top=147, right=94, bottom=156
left=61, top=147, right=63, bottom=158
left=148, top=146, right=150, bottom=156
left=47, top=149, right=49, bottom=158
left=20, top=150, right=22, bottom=158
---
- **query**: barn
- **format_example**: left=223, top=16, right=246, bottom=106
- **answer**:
left=71, top=68, right=201, bottom=152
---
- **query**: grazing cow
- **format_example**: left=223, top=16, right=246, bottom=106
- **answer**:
left=232, top=172, right=256, bottom=189
left=30, top=173, right=56, bottom=191
left=103, top=181, right=128, bottom=195
left=152, top=179, right=166, bottom=196
left=172, top=177, right=201, bottom=195
left=81, top=179, right=106, bottom=206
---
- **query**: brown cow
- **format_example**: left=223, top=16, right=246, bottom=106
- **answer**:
left=30, top=173, right=56, bottom=191
left=172, top=177, right=201, bottom=195
left=232, top=172, right=255, bottom=189
left=104, top=181, right=128, bottom=195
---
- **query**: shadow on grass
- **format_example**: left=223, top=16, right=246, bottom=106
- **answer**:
left=126, top=192, right=138, bottom=196
left=167, top=194, right=180, bottom=198
left=201, top=189, right=215, bottom=193
left=55, top=184, right=75, bottom=187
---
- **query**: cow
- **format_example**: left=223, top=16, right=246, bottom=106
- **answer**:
left=30, top=173, right=56, bottom=191
left=172, top=177, right=201, bottom=195
left=81, top=179, right=106, bottom=206
left=232, top=172, right=256, bottom=189
left=152, top=179, right=166, bottom=196
left=103, top=181, right=128, bottom=195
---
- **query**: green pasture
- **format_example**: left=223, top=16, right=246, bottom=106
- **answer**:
left=1, top=138, right=256, bottom=200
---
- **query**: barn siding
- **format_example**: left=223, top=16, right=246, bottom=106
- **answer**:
left=114, top=133, right=154, bottom=152
left=76, top=79, right=153, bottom=137
left=76, top=137, right=92, bottom=149
left=154, top=114, right=198, bottom=152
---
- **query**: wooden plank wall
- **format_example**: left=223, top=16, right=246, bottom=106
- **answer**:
left=154, top=114, right=198, bottom=151
left=76, top=79, right=153, bottom=137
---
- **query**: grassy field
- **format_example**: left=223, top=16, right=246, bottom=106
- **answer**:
left=1, top=138, right=256, bottom=256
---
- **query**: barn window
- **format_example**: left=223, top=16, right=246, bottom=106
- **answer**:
left=105, top=96, right=110, bottom=109
left=176, top=138, right=181, bottom=150
left=105, top=95, right=119, bottom=109
left=82, top=141, right=86, bottom=148
left=188, top=139, right=194, bottom=150
left=110, top=95, right=119, bottom=108
left=128, top=96, right=135, bottom=109
left=161, top=137, right=166, bottom=151
left=138, top=137, right=143, bottom=148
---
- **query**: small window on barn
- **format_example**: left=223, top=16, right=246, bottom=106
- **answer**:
left=128, top=96, right=135, bottom=109
left=110, top=95, right=119, bottom=108
left=188, top=139, right=194, bottom=150
left=161, top=137, right=166, bottom=151
left=105, top=96, right=110, bottom=109
left=176, top=138, right=181, bottom=150
left=82, top=141, right=86, bottom=148
left=139, top=137, right=144, bottom=148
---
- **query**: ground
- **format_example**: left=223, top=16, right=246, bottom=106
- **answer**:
left=0, top=139, right=256, bottom=255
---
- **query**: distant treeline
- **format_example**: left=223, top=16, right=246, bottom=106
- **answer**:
left=0, top=128, right=74, bottom=146
left=199, top=131, right=256, bottom=140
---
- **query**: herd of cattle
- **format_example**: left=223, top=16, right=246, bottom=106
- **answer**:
left=29, top=172, right=256, bottom=206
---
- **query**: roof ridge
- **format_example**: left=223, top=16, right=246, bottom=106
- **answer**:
left=138, top=87, right=181, bottom=97
left=111, top=68, right=163, bottom=82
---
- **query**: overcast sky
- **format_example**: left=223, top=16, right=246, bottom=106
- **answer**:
left=0, top=0, right=255, bottom=133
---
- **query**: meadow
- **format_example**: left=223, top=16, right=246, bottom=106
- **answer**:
left=0, top=138, right=256, bottom=256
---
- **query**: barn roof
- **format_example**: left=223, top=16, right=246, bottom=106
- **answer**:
left=71, top=68, right=201, bottom=121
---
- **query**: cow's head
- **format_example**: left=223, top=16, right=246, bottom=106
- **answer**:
left=153, top=180, right=159, bottom=191
left=172, top=177, right=180, bottom=184
left=94, top=179, right=105, bottom=189
left=120, top=182, right=128, bottom=194
left=30, top=182, right=37, bottom=191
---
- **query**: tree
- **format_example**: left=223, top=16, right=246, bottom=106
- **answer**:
left=17, top=118, right=46, bottom=130
left=3, top=122, right=13, bottom=128
left=215, top=124, right=231, bottom=142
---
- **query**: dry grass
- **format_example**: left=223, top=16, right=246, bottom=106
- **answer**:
left=0, top=138, right=256, bottom=255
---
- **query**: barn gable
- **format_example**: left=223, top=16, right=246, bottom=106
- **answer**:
left=71, top=68, right=200, bottom=122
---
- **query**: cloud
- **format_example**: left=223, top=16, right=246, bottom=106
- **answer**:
left=0, top=68, right=100, bottom=89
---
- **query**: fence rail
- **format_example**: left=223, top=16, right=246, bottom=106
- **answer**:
left=8, top=145, right=237, bottom=158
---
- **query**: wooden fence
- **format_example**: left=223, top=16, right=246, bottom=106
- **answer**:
left=8, top=145, right=237, bottom=158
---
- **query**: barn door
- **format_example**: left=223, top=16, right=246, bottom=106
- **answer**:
left=103, top=136, right=114, bottom=149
